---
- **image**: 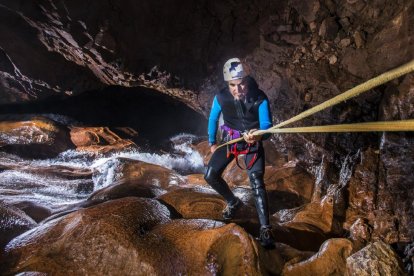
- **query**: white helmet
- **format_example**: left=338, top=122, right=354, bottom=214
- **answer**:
left=223, top=58, right=246, bottom=81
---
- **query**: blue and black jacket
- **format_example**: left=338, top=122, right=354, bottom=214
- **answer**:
left=208, top=76, right=273, bottom=145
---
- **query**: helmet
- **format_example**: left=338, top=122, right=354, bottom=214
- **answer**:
left=223, top=58, right=246, bottom=81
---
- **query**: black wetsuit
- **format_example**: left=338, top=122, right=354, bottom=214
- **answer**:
left=204, top=76, right=272, bottom=227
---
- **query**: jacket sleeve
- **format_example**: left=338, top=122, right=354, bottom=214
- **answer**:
left=258, top=99, right=272, bottom=140
left=208, top=96, right=222, bottom=144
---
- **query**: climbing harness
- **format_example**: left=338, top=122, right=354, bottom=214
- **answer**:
left=221, top=125, right=258, bottom=170
left=228, top=142, right=258, bottom=170
left=216, top=58, right=414, bottom=149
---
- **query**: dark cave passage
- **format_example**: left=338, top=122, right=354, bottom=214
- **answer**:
left=0, top=86, right=208, bottom=148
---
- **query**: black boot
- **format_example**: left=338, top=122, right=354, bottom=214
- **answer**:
left=258, top=225, right=275, bottom=249
left=222, top=197, right=242, bottom=220
left=249, top=171, right=271, bottom=226
left=249, top=171, right=275, bottom=249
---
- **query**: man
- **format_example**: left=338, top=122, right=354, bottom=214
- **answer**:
left=204, top=57, right=275, bottom=249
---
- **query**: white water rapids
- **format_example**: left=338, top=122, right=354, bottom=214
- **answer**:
left=0, top=134, right=205, bottom=209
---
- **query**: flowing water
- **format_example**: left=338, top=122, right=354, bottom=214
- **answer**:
left=0, top=133, right=205, bottom=210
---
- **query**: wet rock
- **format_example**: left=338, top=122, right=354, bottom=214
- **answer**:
left=1, top=197, right=172, bottom=275
left=151, top=219, right=282, bottom=275
left=0, top=115, right=73, bottom=158
left=87, top=178, right=167, bottom=205
left=157, top=187, right=256, bottom=221
left=0, top=203, right=37, bottom=249
left=272, top=223, right=328, bottom=252
left=184, top=173, right=209, bottom=187
left=70, top=127, right=137, bottom=154
left=349, top=218, right=372, bottom=251
left=283, top=238, right=353, bottom=275
left=264, top=160, right=314, bottom=202
left=277, top=194, right=334, bottom=234
left=9, top=201, right=52, bottom=223
left=274, top=242, right=315, bottom=267
left=375, top=75, right=414, bottom=243
left=91, top=157, right=185, bottom=192
left=0, top=152, right=93, bottom=180
left=345, top=148, right=378, bottom=228
left=346, top=241, right=405, bottom=275
left=113, top=158, right=186, bottom=190
left=1, top=197, right=281, bottom=275
left=192, top=140, right=211, bottom=165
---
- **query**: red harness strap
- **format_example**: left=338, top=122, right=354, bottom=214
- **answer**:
left=227, top=143, right=258, bottom=170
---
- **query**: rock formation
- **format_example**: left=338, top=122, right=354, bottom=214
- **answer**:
left=0, top=0, right=413, bottom=274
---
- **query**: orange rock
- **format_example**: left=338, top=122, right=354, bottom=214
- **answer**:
left=277, top=194, right=334, bottom=234
left=283, top=238, right=353, bottom=275
left=264, top=161, right=314, bottom=201
left=87, top=178, right=166, bottom=204
left=158, top=187, right=227, bottom=220
left=1, top=198, right=172, bottom=275
left=116, top=158, right=186, bottom=189
left=151, top=219, right=282, bottom=275
left=184, top=173, right=209, bottom=187
left=158, top=187, right=258, bottom=222
left=1, top=198, right=285, bottom=275
left=70, top=127, right=136, bottom=154
left=192, top=140, right=211, bottom=165
left=346, top=241, right=405, bottom=276
left=0, top=115, right=73, bottom=158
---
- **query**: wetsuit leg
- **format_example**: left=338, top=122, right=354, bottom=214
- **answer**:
left=245, top=143, right=270, bottom=226
left=204, top=146, right=237, bottom=203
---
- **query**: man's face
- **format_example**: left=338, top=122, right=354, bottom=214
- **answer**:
left=228, top=78, right=247, bottom=100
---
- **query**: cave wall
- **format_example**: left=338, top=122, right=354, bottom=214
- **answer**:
left=0, top=0, right=278, bottom=109
left=0, top=0, right=414, bottom=242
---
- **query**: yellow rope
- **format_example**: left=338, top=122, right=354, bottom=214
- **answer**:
left=259, top=120, right=414, bottom=133
left=270, top=59, right=414, bottom=130
left=216, top=59, right=414, bottom=148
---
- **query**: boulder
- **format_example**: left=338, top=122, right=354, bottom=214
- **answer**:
left=276, top=194, right=334, bottom=234
left=0, top=115, right=73, bottom=158
left=113, top=158, right=186, bottom=190
left=184, top=173, right=209, bottom=187
left=9, top=201, right=52, bottom=223
left=70, top=127, right=137, bottom=154
left=1, top=197, right=286, bottom=275
left=87, top=178, right=167, bottom=205
left=159, top=186, right=272, bottom=225
left=158, top=187, right=239, bottom=221
left=1, top=197, right=172, bottom=275
left=0, top=203, right=37, bottom=249
left=346, top=241, right=405, bottom=275
left=283, top=238, right=353, bottom=275
left=151, top=219, right=284, bottom=275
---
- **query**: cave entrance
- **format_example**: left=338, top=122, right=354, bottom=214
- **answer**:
left=0, top=86, right=208, bottom=149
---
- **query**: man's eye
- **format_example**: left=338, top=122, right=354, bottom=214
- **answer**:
left=229, top=83, right=236, bottom=87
